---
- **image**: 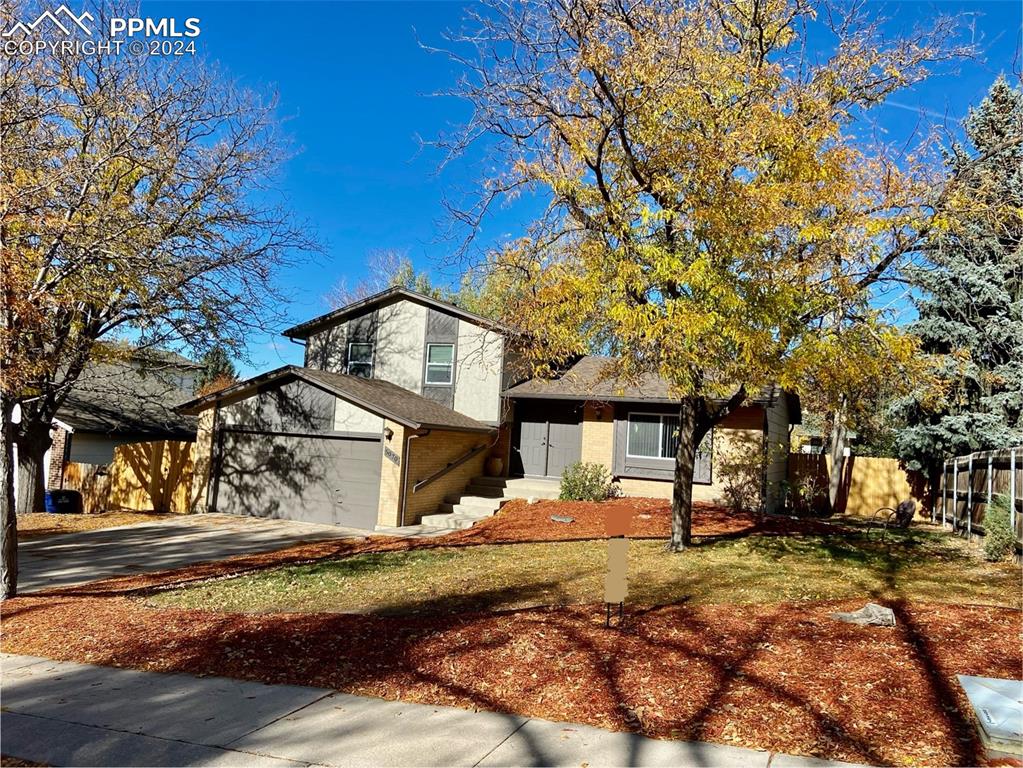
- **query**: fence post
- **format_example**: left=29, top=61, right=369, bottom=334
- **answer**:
left=952, top=457, right=959, bottom=532
left=1011, top=447, right=1017, bottom=532
left=987, top=452, right=993, bottom=505
left=966, top=453, right=973, bottom=539
left=942, top=461, right=947, bottom=527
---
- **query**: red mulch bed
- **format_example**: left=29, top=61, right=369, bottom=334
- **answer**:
left=445, top=498, right=847, bottom=544
left=2, top=588, right=1017, bottom=766
left=5, top=499, right=997, bottom=765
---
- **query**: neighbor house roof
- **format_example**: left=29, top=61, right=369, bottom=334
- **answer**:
left=177, top=365, right=495, bottom=433
left=504, top=355, right=801, bottom=421
left=282, top=287, right=512, bottom=340
left=58, top=358, right=198, bottom=440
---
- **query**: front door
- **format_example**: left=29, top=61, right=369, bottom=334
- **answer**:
left=512, top=400, right=582, bottom=478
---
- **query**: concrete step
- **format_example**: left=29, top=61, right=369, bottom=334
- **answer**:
left=441, top=494, right=508, bottom=510
left=436, top=501, right=503, bottom=516
left=466, top=479, right=561, bottom=500
left=419, top=512, right=492, bottom=530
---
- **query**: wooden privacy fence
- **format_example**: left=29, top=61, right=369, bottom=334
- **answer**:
left=787, top=454, right=926, bottom=517
left=936, top=447, right=1021, bottom=540
left=62, top=440, right=196, bottom=514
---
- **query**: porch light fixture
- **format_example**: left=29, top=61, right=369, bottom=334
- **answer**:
left=384, top=427, right=394, bottom=441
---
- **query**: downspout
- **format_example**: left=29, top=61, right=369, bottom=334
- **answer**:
left=399, top=429, right=429, bottom=527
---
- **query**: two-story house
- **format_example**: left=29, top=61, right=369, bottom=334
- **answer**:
left=180, top=287, right=800, bottom=530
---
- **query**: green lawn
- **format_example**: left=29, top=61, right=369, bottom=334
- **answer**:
left=150, top=528, right=1021, bottom=615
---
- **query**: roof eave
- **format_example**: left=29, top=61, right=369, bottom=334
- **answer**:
left=282, top=287, right=514, bottom=340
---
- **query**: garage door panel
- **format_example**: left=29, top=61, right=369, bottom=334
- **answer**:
left=215, top=432, right=381, bottom=529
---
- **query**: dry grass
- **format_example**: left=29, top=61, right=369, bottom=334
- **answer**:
left=17, top=511, right=177, bottom=539
left=150, top=527, right=1021, bottom=616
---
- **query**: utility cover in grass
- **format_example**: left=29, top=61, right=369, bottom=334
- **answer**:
left=958, top=675, right=1023, bottom=760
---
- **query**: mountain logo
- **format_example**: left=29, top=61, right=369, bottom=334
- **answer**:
left=3, top=5, right=94, bottom=37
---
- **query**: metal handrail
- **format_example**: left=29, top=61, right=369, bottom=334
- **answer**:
left=412, top=443, right=488, bottom=493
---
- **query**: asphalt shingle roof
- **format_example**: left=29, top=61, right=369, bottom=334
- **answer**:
left=178, top=366, right=495, bottom=433
left=503, top=355, right=786, bottom=407
left=59, top=359, right=198, bottom=439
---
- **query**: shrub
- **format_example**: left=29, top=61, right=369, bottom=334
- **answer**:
left=560, top=462, right=616, bottom=501
left=982, top=494, right=1016, bottom=562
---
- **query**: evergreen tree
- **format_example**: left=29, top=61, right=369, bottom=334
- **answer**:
left=195, top=346, right=238, bottom=394
left=896, top=76, right=1023, bottom=475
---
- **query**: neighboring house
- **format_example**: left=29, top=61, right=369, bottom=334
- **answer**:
left=44, top=351, right=199, bottom=489
left=180, top=287, right=802, bottom=530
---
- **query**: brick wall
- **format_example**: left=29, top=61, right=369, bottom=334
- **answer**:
left=580, top=402, right=614, bottom=469
left=376, top=420, right=406, bottom=527
left=46, top=427, right=69, bottom=489
left=403, top=428, right=492, bottom=524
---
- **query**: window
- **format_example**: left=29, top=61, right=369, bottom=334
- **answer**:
left=346, top=342, right=373, bottom=378
left=626, top=413, right=681, bottom=459
left=425, top=343, right=454, bottom=385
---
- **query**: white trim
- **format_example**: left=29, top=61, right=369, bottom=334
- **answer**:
left=346, top=341, right=374, bottom=378
left=425, top=343, right=454, bottom=385
left=53, top=417, right=74, bottom=434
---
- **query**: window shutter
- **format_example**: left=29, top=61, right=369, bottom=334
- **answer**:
left=694, top=431, right=713, bottom=483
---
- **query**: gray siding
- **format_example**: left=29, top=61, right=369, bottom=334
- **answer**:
left=421, top=308, right=458, bottom=408
left=67, top=433, right=139, bottom=465
left=302, top=296, right=508, bottom=425
left=219, top=379, right=335, bottom=434
left=453, top=320, right=504, bottom=423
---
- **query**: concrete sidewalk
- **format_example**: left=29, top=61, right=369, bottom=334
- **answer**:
left=0, top=654, right=865, bottom=767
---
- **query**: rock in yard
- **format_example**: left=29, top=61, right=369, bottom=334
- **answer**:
left=550, top=514, right=575, bottom=524
left=831, top=602, right=896, bottom=627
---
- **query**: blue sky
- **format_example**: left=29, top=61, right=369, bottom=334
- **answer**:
left=147, top=0, right=1021, bottom=376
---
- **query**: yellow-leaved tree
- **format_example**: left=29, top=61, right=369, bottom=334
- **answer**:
left=438, top=0, right=978, bottom=549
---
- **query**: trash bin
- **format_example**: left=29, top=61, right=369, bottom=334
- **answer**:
left=47, top=490, right=83, bottom=514
left=44, top=490, right=57, bottom=514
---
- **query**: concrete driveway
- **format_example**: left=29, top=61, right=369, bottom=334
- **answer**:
left=16, top=514, right=367, bottom=594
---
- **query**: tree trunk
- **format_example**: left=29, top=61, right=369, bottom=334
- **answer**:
left=669, top=397, right=700, bottom=552
left=15, top=420, right=51, bottom=515
left=827, top=402, right=848, bottom=513
left=1, top=397, right=19, bottom=600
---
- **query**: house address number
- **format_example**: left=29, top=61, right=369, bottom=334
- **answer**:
left=384, top=447, right=400, bottom=466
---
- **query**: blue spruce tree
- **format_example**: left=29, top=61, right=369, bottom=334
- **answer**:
left=896, top=76, right=1023, bottom=478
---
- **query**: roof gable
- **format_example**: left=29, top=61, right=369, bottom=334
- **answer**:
left=177, top=365, right=494, bottom=433
left=282, top=287, right=510, bottom=340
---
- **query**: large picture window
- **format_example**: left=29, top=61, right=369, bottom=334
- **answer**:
left=626, top=413, right=680, bottom=459
left=346, top=342, right=373, bottom=378
left=425, top=343, right=454, bottom=385
left=624, top=412, right=713, bottom=483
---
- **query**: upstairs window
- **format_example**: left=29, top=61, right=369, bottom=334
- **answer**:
left=346, top=342, right=373, bottom=378
left=425, top=343, right=454, bottom=385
